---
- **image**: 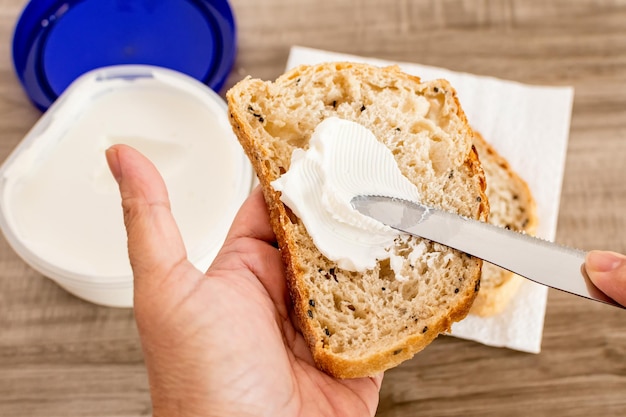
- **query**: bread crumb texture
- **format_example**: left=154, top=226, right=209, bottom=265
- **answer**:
left=227, top=62, right=489, bottom=378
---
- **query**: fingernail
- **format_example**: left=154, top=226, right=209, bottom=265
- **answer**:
left=106, top=147, right=122, bottom=184
left=586, top=250, right=626, bottom=272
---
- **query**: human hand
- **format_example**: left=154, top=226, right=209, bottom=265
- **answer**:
left=105, top=144, right=383, bottom=417
left=585, top=250, right=626, bottom=306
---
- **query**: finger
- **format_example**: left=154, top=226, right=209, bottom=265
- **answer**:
left=211, top=185, right=291, bottom=315
left=371, top=372, right=384, bottom=391
left=585, top=250, right=626, bottom=306
left=225, top=185, right=277, bottom=244
left=106, top=144, right=190, bottom=291
left=339, top=372, right=385, bottom=416
left=224, top=185, right=287, bottom=304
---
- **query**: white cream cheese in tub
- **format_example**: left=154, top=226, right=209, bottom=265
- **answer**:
left=0, top=65, right=253, bottom=307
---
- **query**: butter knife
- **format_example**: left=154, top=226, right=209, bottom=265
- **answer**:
left=351, top=195, right=624, bottom=309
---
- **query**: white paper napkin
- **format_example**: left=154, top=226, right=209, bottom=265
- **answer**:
left=286, top=46, right=574, bottom=353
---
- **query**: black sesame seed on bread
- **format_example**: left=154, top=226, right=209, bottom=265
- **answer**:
left=226, top=62, right=489, bottom=378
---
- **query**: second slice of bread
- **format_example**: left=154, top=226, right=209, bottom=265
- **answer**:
left=227, top=62, right=489, bottom=378
left=470, top=132, right=538, bottom=316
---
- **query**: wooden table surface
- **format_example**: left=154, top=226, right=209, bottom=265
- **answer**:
left=2, top=0, right=626, bottom=416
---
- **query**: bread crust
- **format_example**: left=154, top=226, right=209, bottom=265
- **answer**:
left=227, top=62, right=489, bottom=378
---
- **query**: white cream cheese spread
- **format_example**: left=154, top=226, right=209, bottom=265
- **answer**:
left=271, top=117, right=421, bottom=272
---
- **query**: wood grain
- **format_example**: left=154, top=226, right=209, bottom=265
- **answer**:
left=1, top=0, right=626, bottom=415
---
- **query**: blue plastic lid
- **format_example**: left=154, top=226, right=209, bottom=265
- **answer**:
left=12, top=0, right=237, bottom=111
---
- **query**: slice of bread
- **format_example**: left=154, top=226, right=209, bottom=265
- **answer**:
left=470, top=132, right=538, bottom=317
left=226, top=62, right=489, bottom=378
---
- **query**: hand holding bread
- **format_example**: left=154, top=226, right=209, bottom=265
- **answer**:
left=105, top=62, right=626, bottom=416
left=106, top=145, right=383, bottom=417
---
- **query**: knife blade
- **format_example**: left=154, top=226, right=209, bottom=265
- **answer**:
left=351, top=195, right=624, bottom=309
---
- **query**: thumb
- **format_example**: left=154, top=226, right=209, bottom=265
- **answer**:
left=585, top=250, right=626, bottom=306
left=106, top=144, right=194, bottom=297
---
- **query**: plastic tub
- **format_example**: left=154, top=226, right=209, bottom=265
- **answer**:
left=0, top=65, right=253, bottom=307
